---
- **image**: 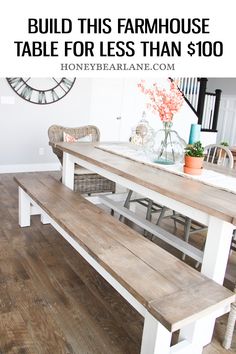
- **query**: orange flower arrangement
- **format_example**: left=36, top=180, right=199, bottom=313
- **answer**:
left=138, top=79, right=184, bottom=122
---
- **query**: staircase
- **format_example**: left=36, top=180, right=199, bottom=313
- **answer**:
left=176, top=78, right=222, bottom=132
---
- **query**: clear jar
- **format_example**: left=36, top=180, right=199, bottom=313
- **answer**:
left=130, top=112, right=155, bottom=146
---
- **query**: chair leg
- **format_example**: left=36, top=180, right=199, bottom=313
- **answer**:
left=124, top=190, right=133, bottom=208
left=222, top=303, right=236, bottom=349
left=110, top=191, right=116, bottom=216
left=150, top=206, right=169, bottom=241
left=156, top=206, right=167, bottom=226
left=146, top=200, right=153, bottom=222
left=182, top=217, right=191, bottom=261
left=144, top=200, right=153, bottom=238
left=119, top=190, right=133, bottom=221
left=172, top=210, right=178, bottom=234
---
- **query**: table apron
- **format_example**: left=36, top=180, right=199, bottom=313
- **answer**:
left=67, top=153, right=210, bottom=226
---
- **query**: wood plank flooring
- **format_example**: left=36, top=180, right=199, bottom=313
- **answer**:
left=0, top=172, right=235, bottom=353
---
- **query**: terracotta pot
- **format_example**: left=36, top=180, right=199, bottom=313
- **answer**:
left=184, top=155, right=204, bottom=169
left=183, top=165, right=203, bottom=175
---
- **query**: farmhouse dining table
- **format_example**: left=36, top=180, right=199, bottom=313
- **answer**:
left=50, top=141, right=236, bottom=348
left=51, top=141, right=236, bottom=286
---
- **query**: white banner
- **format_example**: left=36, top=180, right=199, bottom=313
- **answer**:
left=0, top=0, right=235, bottom=77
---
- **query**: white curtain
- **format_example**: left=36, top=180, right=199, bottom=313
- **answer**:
left=217, top=95, right=236, bottom=146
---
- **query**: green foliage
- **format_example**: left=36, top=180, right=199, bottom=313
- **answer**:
left=220, top=141, right=229, bottom=147
left=185, top=141, right=204, bottom=157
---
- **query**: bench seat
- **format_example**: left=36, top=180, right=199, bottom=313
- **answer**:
left=14, top=174, right=235, bottom=354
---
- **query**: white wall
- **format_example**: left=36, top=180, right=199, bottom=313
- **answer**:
left=201, top=131, right=217, bottom=147
left=206, top=78, right=236, bottom=146
left=207, top=78, right=236, bottom=95
left=0, top=78, right=91, bottom=171
left=202, top=78, right=236, bottom=146
left=0, top=77, right=199, bottom=172
left=89, top=78, right=198, bottom=144
left=217, top=96, right=236, bottom=146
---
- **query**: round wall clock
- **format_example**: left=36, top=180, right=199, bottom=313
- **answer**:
left=6, top=77, right=76, bottom=105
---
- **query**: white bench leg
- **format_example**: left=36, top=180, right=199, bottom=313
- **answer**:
left=62, top=152, right=75, bottom=190
left=141, top=311, right=171, bottom=354
left=18, top=188, right=31, bottom=227
left=40, top=213, right=51, bottom=225
left=179, top=316, right=210, bottom=353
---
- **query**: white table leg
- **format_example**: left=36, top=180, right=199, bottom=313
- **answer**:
left=201, top=216, right=234, bottom=284
left=62, top=152, right=75, bottom=190
left=194, top=216, right=234, bottom=346
left=141, top=311, right=171, bottom=354
left=18, top=188, right=31, bottom=227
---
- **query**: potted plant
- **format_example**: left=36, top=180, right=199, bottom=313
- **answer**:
left=184, top=141, right=204, bottom=175
left=220, top=141, right=229, bottom=147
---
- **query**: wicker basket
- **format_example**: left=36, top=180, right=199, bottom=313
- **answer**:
left=74, top=173, right=115, bottom=194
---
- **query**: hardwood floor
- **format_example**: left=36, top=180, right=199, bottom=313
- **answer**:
left=0, top=172, right=235, bottom=353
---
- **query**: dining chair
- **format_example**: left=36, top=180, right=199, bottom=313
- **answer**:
left=204, top=144, right=234, bottom=168
left=223, top=290, right=236, bottom=349
left=122, top=145, right=234, bottom=240
left=149, top=145, right=234, bottom=259
left=122, top=116, right=165, bottom=227
left=48, top=125, right=116, bottom=195
left=231, top=231, right=236, bottom=252
left=171, top=144, right=234, bottom=260
left=223, top=231, right=236, bottom=349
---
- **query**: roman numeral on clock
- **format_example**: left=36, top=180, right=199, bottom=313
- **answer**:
left=6, top=78, right=76, bottom=104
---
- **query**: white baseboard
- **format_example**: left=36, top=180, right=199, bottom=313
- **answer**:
left=0, top=163, right=61, bottom=174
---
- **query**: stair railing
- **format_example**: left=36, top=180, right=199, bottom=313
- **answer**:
left=175, top=77, right=200, bottom=112
left=174, top=77, right=221, bottom=133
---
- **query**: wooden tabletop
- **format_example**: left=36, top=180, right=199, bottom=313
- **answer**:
left=52, top=142, right=236, bottom=226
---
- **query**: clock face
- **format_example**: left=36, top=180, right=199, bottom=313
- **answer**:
left=6, top=77, right=76, bottom=104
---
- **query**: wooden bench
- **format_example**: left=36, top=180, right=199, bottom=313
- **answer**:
left=14, top=174, right=235, bottom=354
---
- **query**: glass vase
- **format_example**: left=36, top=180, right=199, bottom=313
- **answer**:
left=130, top=111, right=155, bottom=146
left=145, top=121, right=186, bottom=165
